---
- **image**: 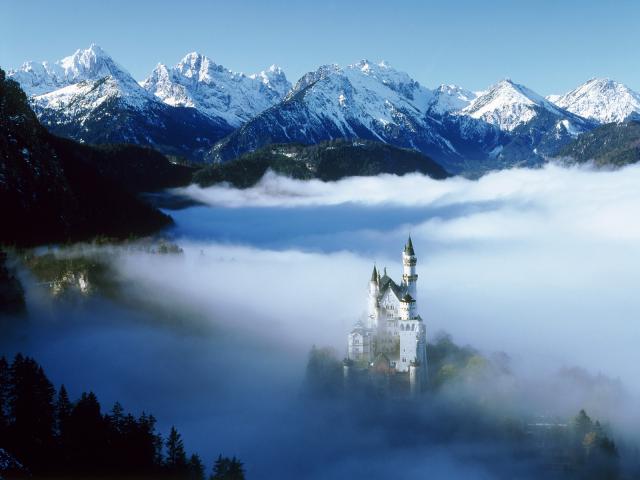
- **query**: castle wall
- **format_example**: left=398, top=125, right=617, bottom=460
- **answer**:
left=397, top=320, right=420, bottom=372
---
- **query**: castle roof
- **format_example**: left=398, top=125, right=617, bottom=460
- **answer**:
left=379, top=274, right=404, bottom=300
left=401, top=293, right=415, bottom=303
left=404, top=236, right=415, bottom=256
left=370, top=265, right=378, bottom=282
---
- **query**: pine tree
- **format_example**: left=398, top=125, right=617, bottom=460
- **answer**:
left=572, top=409, right=593, bottom=440
left=188, top=453, right=206, bottom=480
left=55, top=385, right=72, bottom=437
left=211, top=455, right=245, bottom=480
left=109, top=401, right=124, bottom=432
left=165, top=426, right=187, bottom=471
left=0, top=356, right=8, bottom=435
left=8, top=354, right=56, bottom=471
left=66, top=391, right=108, bottom=471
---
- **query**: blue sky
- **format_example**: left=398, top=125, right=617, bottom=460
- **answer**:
left=2, top=0, right=639, bottom=95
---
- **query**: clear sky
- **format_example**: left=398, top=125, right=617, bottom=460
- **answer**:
left=2, top=0, right=640, bottom=95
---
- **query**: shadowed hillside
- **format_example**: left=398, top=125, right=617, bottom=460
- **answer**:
left=194, top=139, right=449, bottom=188
left=0, top=67, right=178, bottom=246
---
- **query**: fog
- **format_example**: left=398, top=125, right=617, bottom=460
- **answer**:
left=3, top=163, right=640, bottom=478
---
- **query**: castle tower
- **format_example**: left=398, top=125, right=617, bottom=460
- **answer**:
left=402, top=236, right=417, bottom=300
left=397, top=293, right=428, bottom=385
left=367, top=265, right=380, bottom=330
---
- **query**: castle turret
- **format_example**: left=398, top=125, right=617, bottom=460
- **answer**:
left=399, top=293, right=417, bottom=320
left=367, top=265, right=380, bottom=329
left=402, top=236, right=417, bottom=299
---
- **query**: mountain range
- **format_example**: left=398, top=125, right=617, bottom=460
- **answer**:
left=8, top=45, right=640, bottom=174
left=0, top=67, right=183, bottom=245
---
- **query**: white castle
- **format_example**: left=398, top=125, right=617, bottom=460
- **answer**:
left=346, top=237, right=428, bottom=392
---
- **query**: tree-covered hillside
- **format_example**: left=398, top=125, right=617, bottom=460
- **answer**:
left=194, top=139, right=449, bottom=188
left=556, top=121, right=640, bottom=167
left=0, top=67, right=178, bottom=246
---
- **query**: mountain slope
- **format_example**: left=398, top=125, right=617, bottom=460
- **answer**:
left=548, top=78, right=640, bottom=124
left=141, top=52, right=291, bottom=127
left=207, top=60, right=479, bottom=170
left=556, top=120, right=640, bottom=167
left=8, top=45, right=232, bottom=161
left=461, top=79, right=585, bottom=132
left=453, top=79, right=595, bottom=169
left=0, top=68, right=172, bottom=246
left=194, top=139, right=449, bottom=188
left=8, top=43, right=131, bottom=96
left=208, top=71, right=596, bottom=175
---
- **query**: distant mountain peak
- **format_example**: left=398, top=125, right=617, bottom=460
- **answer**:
left=8, top=44, right=136, bottom=97
left=428, top=84, right=477, bottom=115
left=462, top=78, right=562, bottom=131
left=549, top=78, right=640, bottom=123
left=142, top=52, right=291, bottom=126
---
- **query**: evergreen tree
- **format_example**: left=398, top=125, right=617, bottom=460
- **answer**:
left=7, top=354, right=56, bottom=471
left=55, top=384, right=72, bottom=437
left=573, top=409, right=593, bottom=436
left=165, top=426, right=188, bottom=472
left=188, top=453, right=206, bottom=480
left=66, top=391, right=108, bottom=472
left=0, top=356, right=8, bottom=437
left=211, top=455, right=245, bottom=480
left=109, top=401, right=125, bottom=431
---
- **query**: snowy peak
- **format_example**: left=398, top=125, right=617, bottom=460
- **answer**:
left=250, top=64, right=291, bottom=99
left=428, top=84, right=477, bottom=115
left=58, top=44, right=123, bottom=79
left=142, top=52, right=291, bottom=126
left=462, top=79, right=562, bottom=131
left=8, top=44, right=136, bottom=96
left=345, top=59, right=426, bottom=102
left=548, top=78, right=640, bottom=124
left=284, top=60, right=435, bottom=125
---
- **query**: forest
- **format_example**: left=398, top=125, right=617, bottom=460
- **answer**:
left=0, top=354, right=244, bottom=479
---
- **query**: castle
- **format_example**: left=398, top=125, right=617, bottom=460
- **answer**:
left=346, top=237, right=428, bottom=393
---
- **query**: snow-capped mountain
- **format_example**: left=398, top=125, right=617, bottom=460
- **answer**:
left=13, top=47, right=639, bottom=174
left=8, top=44, right=133, bottom=96
left=141, top=52, right=291, bottom=127
left=208, top=66, right=596, bottom=173
left=209, top=60, right=478, bottom=168
left=8, top=45, right=233, bottom=161
left=427, top=84, right=477, bottom=116
left=461, top=79, right=576, bottom=131
left=548, top=78, right=640, bottom=124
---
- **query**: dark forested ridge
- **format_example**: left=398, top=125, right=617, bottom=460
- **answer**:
left=556, top=121, right=640, bottom=167
left=0, top=354, right=245, bottom=479
left=0, top=68, right=180, bottom=246
left=52, top=141, right=196, bottom=194
left=194, top=139, right=449, bottom=188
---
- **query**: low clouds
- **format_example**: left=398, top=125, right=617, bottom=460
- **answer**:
left=4, top=163, right=640, bottom=477
left=172, top=165, right=640, bottom=396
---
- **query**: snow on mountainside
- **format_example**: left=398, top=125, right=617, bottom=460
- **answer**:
left=8, top=44, right=134, bottom=96
left=548, top=78, right=640, bottom=124
left=8, top=45, right=232, bottom=161
left=291, top=59, right=435, bottom=134
left=141, top=52, right=291, bottom=126
left=208, top=60, right=477, bottom=167
left=461, top=79, right=567, bottom=131
left=427, top=84, right=477, bottom=116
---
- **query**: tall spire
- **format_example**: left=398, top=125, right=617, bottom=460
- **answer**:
left=404, top=236, right=415, bottom=256
left=370, top=265, right=378, bottom=282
